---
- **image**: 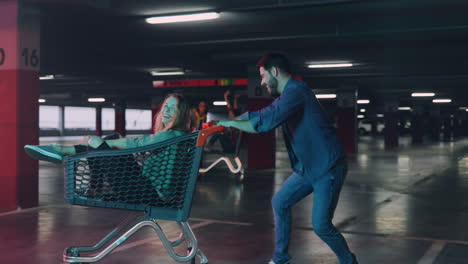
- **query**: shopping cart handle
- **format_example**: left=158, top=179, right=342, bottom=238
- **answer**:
left=196, top=125, right=226, bottom=147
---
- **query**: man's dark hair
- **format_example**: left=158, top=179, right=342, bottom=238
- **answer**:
left=256, top=53, right=292, bottom=74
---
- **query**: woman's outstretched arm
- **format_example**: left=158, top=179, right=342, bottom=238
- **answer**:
left=105, top=130, right=185, bottom=149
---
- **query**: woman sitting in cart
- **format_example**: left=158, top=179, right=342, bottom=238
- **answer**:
left=24, top=93, right=191, bottom=163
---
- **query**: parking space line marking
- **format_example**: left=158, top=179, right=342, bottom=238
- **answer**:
left=417, top=241, right=446, bottom=264
left=0, top=204, right=68, bottom=217
left=190, top=217, right=254, bottom=226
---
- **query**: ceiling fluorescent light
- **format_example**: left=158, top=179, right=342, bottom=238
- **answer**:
left=412, top=92, right=435, bottom=97
left=460, top=107, right=467, bottom=110
left=357, top=115, right=364, bottom=118
left=146, top=12, right=220, bottom=24
left=213, top=101, right=227, bottom=106
left=398, top=107, right=412, bottom=110
left=151, top=71, right=184, bottom=76
left=376, top=114, right=384, bottom=117
left=316, top=94, right=336, bottom=99
left=360, top=109, right=366, bottom=113
left=88, top=98, right=106, bottom=103
left=38, top=99, right=46, bottom=103
left=357, top=99, right=370, bottom=104
left=308, top=63, right=353, bottom=69
left=432, top=99, right=451, bottom=103
left=39, top=75, right=54, bottom=80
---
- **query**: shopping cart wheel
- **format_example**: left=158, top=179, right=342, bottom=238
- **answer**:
left=187, top=247, right=208, bottom=264
left=238, top=172, right=245, bottom=182
left=64, top=247, right=84, bottom=264
left=187, top=247, right=196, bottom=264
left=235, top=168, right=245, bottom=183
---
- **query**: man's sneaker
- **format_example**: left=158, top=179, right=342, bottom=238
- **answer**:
left=268, top=260, right=290, bottom=264
left=24, top=144, right=64, bottom=163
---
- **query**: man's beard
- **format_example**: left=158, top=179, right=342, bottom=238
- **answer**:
left=267, top=77, right=280, bottom=97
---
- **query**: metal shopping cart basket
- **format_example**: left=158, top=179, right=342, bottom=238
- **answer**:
left=62, top=126, right=227, bottom=264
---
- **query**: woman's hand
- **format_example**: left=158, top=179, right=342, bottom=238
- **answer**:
left=85, top=136, right=105, bottom=148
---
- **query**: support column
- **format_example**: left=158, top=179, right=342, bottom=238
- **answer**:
left=442, top=113, right=454, bottom=142
left=0, top=1, right=40, bottom=210
left=411, top=104, right=424, bottom=144
left=428, top=106, right=441, bottom=142
left=245, top=66, right=275, bottom=169
left=384, top=97, right=399, bottom=149
left=115, top=100, right=126, bottom=137
left=58, top=105, right=65, bottom=136
left=454, top=111, right=463, bottom=139
left=371, top=119, right=378, bottom=136
left=95, top=105, right=102, bottom=136
left=336, top=90, right=358, bottom=154
left=461, top=110, right=468, bottom=137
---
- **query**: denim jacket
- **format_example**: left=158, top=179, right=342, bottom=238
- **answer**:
left=242, top=78, right=345, bottom=182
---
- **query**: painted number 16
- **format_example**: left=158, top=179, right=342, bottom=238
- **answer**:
left=21, top=48, right=39, bottom=67
left=0, top=48, right=5, bottom=66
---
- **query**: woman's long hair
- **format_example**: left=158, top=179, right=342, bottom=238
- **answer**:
left=152, top=93, right=191, bottom=133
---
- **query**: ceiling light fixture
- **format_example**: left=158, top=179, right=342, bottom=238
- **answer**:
left=412, top=92, right=435, bottom=97
left=213, top=101, right=227, bottom=106
left=432, top=99, right=451, bottom=103
left=150, top=71, right=185, bottom=76
left=146, top=12, right=220, bottom=24
left=398, top=107, right=412, bottom=110
left=308, top=63, right=353, bottom=69
left=316, top=94, right=336, bottom=99
left=38, top=99, right=46, bottom=103
left=376, top=114, right=384, bottom=117
left=39, top=75, right=54, bottom=80
left=357, top=99, right=370, bottom=104
left=88, top=98, right=106, bottom=103
left=360, top=109, right=366, bottom=113
left=357, top=115, right=364, bottom=118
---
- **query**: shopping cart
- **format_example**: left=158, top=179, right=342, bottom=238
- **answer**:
left=199, top=122, right=244, bottom=180
left=62, top=126, right=230, bottom=264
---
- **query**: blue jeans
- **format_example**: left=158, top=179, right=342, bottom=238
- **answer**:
left=272, top=162, right=356, bottom=264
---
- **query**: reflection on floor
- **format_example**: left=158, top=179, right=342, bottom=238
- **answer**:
left=1, top=135, right=468, bottom=263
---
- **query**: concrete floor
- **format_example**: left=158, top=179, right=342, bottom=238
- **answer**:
left=1, top=134, right=468, bottom=264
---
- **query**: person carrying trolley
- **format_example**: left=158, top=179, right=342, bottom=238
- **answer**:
left=217, top=53, right=358, bottom=264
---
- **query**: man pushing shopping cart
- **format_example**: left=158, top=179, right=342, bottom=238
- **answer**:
left=216, top=53, right=358, bottom=264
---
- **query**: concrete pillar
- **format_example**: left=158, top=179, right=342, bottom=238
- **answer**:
left=58, top=105, right=65, bottom=136
left=442, top=114, right=454, bottom=142
left=95, top=105, right=102, bottom=136
left=428, top=106, right=441, bottom=142
left=115, top=100, right=126, bottom=137
left=384, top=97, right=399, bottom=149
left=454, top=112, right=463, bottom=139
left=0, top=0, right=40, bottom=210
left=245, top=66, right=275, bottom=169
left=411, top=104, right=424, bottom=144
left=461, top=110, right=468, bottom=137
left=371, top=118, right=378, bottom=136
left=336, top=90, right=358, bottom=154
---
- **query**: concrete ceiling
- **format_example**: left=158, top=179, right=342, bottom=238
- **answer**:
left=31, top=0, right=468, bottom=112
